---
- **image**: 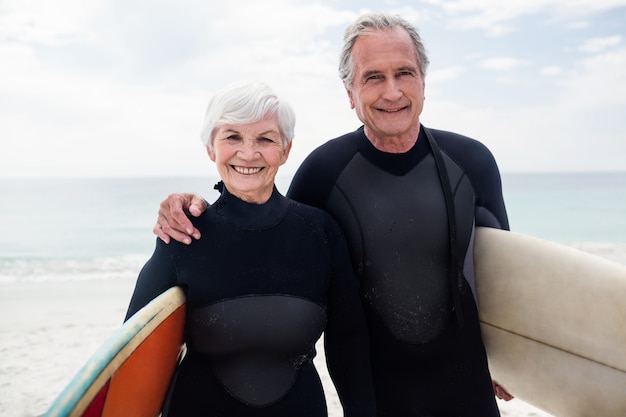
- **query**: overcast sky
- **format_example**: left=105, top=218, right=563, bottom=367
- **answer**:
left=1, top=0, right=625, bottom=179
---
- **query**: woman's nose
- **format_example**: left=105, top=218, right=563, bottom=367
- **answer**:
left=237, top=139, right=260, bottom=158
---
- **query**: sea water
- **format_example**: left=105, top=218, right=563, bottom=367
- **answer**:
left=503, top=172, right=626, bottom=243
left=1, top=172, right=625, bottom=284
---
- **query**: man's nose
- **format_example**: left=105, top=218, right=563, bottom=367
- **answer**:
left=382, top=78, right=402, bottom=101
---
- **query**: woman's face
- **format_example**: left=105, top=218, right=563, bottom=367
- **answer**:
left=208, top=116, right=291, bottom=204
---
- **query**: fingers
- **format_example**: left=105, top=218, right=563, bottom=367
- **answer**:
left=493, top=381, right=514, bottom=401
left=160, top=222, right=194, bottom=245
left=172, top=194, right=202, bottom=240
left=153, top=223, right=171, bottom=244
left=188, top=195, right=208, bottom=217
left=154, top=193, right=203, bottom=244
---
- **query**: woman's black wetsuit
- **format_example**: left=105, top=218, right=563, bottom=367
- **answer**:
left=126, top=186, right=375, bottom=417
left=288, top=125, right=510, bottom=417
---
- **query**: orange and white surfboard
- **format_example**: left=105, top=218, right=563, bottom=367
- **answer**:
left=44, top=286, right=186, bottom=417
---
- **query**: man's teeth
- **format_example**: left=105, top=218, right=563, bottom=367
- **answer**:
left=234, top=166, right=262, bottom=175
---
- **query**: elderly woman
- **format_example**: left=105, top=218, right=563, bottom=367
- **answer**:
left=125, top=81, right=375, bottom=417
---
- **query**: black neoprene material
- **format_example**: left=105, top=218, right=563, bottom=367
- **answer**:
left=188, top=295, right=326, bottom=406
left=287, top=125, right=509, bottom=417
left=125, top=187, right=376, bottom=417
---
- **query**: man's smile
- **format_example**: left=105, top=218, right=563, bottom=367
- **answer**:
left=378, top=106, right=408, bottom=113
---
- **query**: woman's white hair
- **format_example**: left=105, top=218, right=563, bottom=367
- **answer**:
left=199, top=80, right=296, bottom=151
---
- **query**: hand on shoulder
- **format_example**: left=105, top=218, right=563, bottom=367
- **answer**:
left=154, top=193, right=207, bottom=244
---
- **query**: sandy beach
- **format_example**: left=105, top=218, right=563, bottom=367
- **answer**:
left=0, top=275, right=563, bottom=417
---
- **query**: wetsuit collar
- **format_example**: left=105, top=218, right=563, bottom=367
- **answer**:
left=213, top=182, right=290, bottom=230
left=354, top=125, right=430, bottom=176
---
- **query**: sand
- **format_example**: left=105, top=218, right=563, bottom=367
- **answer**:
left=0, top=276, right=560, bottom=417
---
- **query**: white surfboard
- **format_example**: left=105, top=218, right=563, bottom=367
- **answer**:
left=474, top=226, right=626, bottom=417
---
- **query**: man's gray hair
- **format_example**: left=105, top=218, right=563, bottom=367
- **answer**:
left=338, top=13, right=429, bottom=88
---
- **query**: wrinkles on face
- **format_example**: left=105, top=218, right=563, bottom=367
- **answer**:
left=348, top=28, right=425, bottom=153
left=209, top=118, right=291, bottom=204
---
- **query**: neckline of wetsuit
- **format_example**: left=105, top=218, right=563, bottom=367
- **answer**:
left=212, top=181, right=289, bottom=230
left=353, top=126, right=431, bottom=176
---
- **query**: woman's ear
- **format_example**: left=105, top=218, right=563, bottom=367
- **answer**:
left=280, top=141, right=293, bottom=165
left=206, top=146, right=216, bottom=162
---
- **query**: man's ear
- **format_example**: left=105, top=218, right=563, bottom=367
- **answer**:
left=346, top=88, right=355, bottom=109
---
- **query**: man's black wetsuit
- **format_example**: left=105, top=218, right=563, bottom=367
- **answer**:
left=288, top=125, right=510, bottom=417
left=126, top=186, right=375, bottom=417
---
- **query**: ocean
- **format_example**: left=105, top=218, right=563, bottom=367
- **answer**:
left=1, top=172, right=625, bottom=284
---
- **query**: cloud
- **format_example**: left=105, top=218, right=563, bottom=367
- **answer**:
left=424, top=0, right=626, bottom=34
left=559, top=46, right=626, bottom=107
left=478, top=57, right=527, bottom=71
left=0, top=0, right=360, bottom=178
left=0, top=0, right=105, bottom=45
left=1, top=0, right=625, bottom=177
left=579, top=35, right=622, bottom=53
left=539, top=66, right=563, bottom=76
left=424, top=41, right=626, bottom=172
left=428, top=66, right=466, bottom=82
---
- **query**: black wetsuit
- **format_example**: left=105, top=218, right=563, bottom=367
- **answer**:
left=126, top=186, right=375, bottom=417
left=287, top=125, right=510, bottom=417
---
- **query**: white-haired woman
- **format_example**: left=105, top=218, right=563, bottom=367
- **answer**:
left=125, top=81, right=375, bottom=417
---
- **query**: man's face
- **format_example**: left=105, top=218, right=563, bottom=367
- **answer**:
left=347, top=27, right=425, bottom=147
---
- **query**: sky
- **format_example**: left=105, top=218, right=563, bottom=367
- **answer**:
left=1, top=0, right=625, bottom=179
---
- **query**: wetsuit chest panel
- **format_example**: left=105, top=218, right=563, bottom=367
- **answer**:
left=329, top=153, right=453, bottom=343
left=187, top=295, right=326, bottom=406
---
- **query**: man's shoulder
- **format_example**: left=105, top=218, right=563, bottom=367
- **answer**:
left=296, top=127, right=362, bottom=181
left=287, top=127, right=363, bottom=208
left=425, top=126, right=494, bottom=162
left=426, top=127, right=485, bottom=148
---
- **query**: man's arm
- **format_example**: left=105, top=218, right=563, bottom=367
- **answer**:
left=154, top=193, right=207, bottom=244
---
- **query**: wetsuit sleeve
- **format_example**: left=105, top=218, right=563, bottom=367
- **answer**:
left=323, top=220, right=376, bottom=417
left=431, top=127, right=510, bottom=230
left=124, top=238, right=179, bottom=321
left=470, top=149, right=509, bottom=231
